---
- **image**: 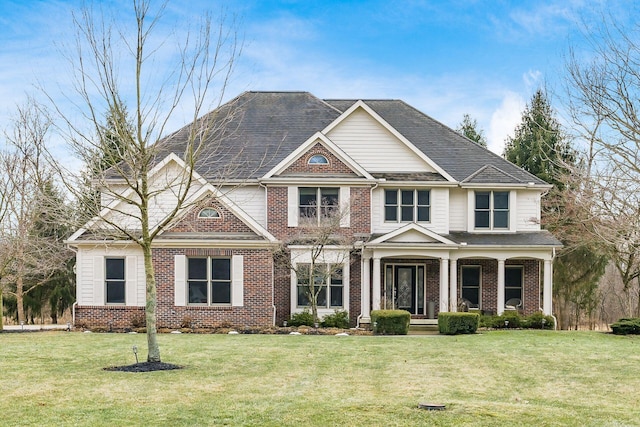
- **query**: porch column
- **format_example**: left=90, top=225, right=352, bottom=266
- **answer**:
left=361, top=255, right=371, bottom=321
left=439, top=258, right=449, bottom=313
left=543, top=259, right=553, bottom=316
left=449, top=259, right=458, bottom=312
left=497, top=259, right=505, bottom=315
left=372, top=257, right=381, bottom=311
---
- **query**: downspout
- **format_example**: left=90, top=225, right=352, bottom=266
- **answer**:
left=260, top=180, right=277, bottom=326
left=68, top=245, right=78, bottom=328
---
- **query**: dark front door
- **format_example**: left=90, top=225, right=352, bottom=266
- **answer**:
left=395, top=266, right=417, bottom=314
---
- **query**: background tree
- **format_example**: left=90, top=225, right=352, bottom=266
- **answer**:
left=565, top=13, right=640, bottom=319
left=0, top=99, right=73, bottom=326
left=504, top=89, right=607, bottom=329
left=47, top=1, right=242, bottom=363
left=456, top=113, right=487, bottom=147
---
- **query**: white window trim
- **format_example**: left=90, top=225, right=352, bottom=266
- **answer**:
left=198, top=208, right=221, bottom=219
left=308, top=154, right=329, bottom=165
left=174, top=254, right=243, bottom=307
left=105, top=257, right=126, bottom=306
left=289, top=248, right=350, bottom=317
left=460, top=265, right=482, bottom=310
left=288, top=186, right=350, bottom=228
left=468, top=190, right=516, bottom=232
left=383, top=188, right=431, bottom=223
left=504, top=265, right=524, bottom=310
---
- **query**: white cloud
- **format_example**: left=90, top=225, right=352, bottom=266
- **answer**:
left=488, top=91, right=526, bottom=155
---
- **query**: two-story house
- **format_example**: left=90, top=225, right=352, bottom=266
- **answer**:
left=67, top=91, right=561, bottom=329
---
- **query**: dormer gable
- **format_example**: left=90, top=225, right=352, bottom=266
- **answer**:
left=323, top=101, right=455, bottom=181
left=369, top=223, right=457, bottom=246
left=262, top=132, right=374, bottom=180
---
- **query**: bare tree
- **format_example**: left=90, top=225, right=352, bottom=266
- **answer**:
left=565, top=12, right=640, bottom=319
left=275, top=198, right=354, bottom=325
left=47, top=1, right=242, bottom=362
left=0, top=99, right=73, bottom=326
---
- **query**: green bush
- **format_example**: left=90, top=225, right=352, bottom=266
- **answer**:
left=610, top=318, right=640, bottom=335
left=480, top=311, right=555, bottom=329
left=438, top=312, right=480, bottom=335
left=288, top=309, right=315, bottom=327
left=321, top=310, right=350, bottom=329
left=371, top=310, right=410, bottom=335
left=525, top=312, right=555, bottom=329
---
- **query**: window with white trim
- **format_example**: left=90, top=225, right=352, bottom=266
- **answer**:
left=296, top=264, right=343, bottom=308
left=299, top=187, right=339, bottom=224
left=384, top=189, right=430, bottom=222
left=105, top=258, right=125, bottom=304
left=505, top=266, right=523, bottom=307
left=460, top=266, right=481, bottom=309
left=308, top=154, right=329, bottom=164
left=198, top=208, right=220, bottom=218
left=475, top=191, right=509, bottom=229
left=187, top=257, right=232, bottom=305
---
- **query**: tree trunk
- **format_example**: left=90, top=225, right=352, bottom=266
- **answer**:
left=16, top=275, right=25, bottom=326
left=0, top=289, right=3, bottom=330
left=142, top=244, right=161, bottom=362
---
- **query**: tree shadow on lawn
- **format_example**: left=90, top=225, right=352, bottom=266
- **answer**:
left=104, top=362, right=183, bottom=372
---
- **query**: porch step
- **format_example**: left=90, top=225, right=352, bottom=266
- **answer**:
left=408, top=324, right=439, bottom=335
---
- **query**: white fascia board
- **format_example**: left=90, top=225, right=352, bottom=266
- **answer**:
left=322, top=101, right=456, bottom=183
left=259, top=177, right=378, bottom=186
left=261, top=132, right=374, bottom=180
left=460, top=183, right=552, bottom=190
left=152, top=239, right=279, bottom=249
left=368, top=223, right=457, bottom=246
left=378, top=181, right=458, bottom=188
left=68, top=153, right=205, bottom=242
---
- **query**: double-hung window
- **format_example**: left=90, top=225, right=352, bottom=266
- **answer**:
left=475, top=191, right=509, bottom=229
left=384, top=189, right=430, bottom=222
left=461, top=266, right=481, bottom=309
left=105, top=258, right=126, bottom=304
left=505, top=266, right=523, bottom=306
left=299, top=187, right=339, bottom=224
left=187, top=257, right=232, bottom=305
left=296, top=264, right=343, bottom=308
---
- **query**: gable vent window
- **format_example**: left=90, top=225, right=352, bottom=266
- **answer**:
left=384, top=189, right=430, bottom=222
left=198, top=208, right=220, bottom=218
left=308, top=154, right=329, bottom=165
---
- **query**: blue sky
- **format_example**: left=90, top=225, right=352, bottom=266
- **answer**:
left=0, top=0, right=631, bottom=156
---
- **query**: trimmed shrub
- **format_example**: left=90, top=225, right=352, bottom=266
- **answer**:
left=371, top=310, right=410, bottom=335
left=321, top=310, right=349, bottom=329
left=438, top=312, right=480, bottom=335
left=288, top=309, right=315, bottom=327
left=610, top=318, right=640, bottom=335
left=525, top=312, right=555, bottom=329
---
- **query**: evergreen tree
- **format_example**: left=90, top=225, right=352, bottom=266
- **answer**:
left=504, top=89, right=575, bottom=189
left=505, top=89, right=607, bottom=329
left=456, top=114, right=487, bottom=147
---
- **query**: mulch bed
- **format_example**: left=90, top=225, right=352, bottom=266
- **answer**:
left=104, top=361, right=183, bottom=372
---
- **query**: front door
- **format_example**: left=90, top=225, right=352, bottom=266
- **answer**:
left=388, top=264, right=425, bottom=315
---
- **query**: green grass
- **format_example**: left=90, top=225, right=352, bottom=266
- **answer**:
left=1, top=330, right=639, bottom=426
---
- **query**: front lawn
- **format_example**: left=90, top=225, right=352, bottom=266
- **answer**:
left=1, top=330, right=638, bottom=426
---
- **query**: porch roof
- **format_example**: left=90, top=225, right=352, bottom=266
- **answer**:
left=444, top=230, right=562, bottom=247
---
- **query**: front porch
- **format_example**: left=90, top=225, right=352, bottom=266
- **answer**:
left=358, top=251, right=555, bottom=325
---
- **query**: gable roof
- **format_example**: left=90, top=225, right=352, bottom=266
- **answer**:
left=118, top=91, right=548, bottom=186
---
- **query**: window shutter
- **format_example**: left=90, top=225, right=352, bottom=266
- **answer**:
left=340, top=186, right=350, bottom=228
left=174, top=255, right=186, bottom=306
left=232, top=255, right=244, bottom=307
left=93, top=256, right=105, bottom=305
left=287, top=186, right=298, bottom=227
left=125, top=256, right=137, bottom=306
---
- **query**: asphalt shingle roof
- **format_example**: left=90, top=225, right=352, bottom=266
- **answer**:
left=115, top=91, right=548, bottom=185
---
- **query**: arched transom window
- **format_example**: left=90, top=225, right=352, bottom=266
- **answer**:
left=308, top=154, right=329, bottom=165
left=198, top=208, right=220, bottom=218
